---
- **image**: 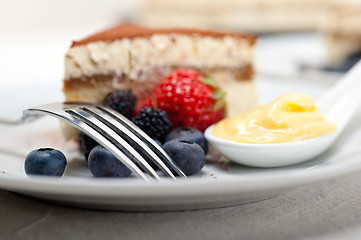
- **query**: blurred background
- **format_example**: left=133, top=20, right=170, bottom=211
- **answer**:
left=0, top=0, right=360, bottom=88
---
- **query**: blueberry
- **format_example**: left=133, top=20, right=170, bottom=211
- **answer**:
left=164, top=127, right=208, bottom=154
left=79, top=133, right=99, bottom=161
left=88, top=145, right=132, bottom=178
left=153, top=139, right=162, bottom=147
left=131, top=139, right=162, bottom=171
left=162, top=139, right=205, bottom=176
left=24, top=148, right=67, bottom=177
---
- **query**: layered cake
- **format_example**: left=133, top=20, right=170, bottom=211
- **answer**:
left=63, top=23, right=257, bottom=138
left=320, top=0, right=361, bottom=67
left=138, top=0, right=331, bottom=33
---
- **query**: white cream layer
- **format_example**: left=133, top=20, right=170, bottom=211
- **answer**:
left=65, top=34, right=253, bottom=79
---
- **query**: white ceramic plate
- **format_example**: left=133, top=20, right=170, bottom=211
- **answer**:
left=1, top=76, right=361, bottom=211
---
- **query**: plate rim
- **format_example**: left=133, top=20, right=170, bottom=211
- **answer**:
left=0, top=143, right=360, bottom=198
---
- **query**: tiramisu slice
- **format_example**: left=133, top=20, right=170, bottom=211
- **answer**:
left=63, top=23, right=257, bottom=137
left=138, top=0, right=331, bottom=33
left=320, top=0, right=361, bottom=67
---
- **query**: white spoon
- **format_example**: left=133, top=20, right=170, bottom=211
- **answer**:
left=205, top=60, right=361, bottom=167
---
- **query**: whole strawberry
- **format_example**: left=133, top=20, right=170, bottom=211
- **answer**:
left=139, top=69, right=226, bottom=132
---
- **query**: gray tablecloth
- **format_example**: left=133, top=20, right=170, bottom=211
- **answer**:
left=1, top=172, right=361, bottom=240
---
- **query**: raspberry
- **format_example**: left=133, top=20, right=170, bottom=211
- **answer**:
left=139, top=69, right=226, bottom=132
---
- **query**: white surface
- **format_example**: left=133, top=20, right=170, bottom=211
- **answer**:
left=2, top=74, right=361, bottom=211
left=0, top=0, right=138, bottom=88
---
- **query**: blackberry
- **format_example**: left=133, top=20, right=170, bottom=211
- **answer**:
left=132, top=107, right=171, bottom=141
left=79, top=133, right=99, bottom=161
left=104, top=89, right=137, bottom=119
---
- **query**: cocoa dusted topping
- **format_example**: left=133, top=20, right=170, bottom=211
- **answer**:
left=71, top=23, right=257, bottom=47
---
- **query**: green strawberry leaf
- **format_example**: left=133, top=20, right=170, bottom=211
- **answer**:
left=199, top=77, right=218, bottom=88
left=199, top=73, right=226, bottom=113
left=212, top=89, right=225, bottom=100
left=213, top=98, right=226, bottom=111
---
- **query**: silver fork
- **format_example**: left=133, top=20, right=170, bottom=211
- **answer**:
left=0, top=102, right=186, bottom=182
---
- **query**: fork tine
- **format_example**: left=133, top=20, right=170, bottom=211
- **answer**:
left=95, top=106, right=187, bottom=178
left=24, top=103, right=152, bottom=182
left=65, top=107, right=163, bottom=181
left=80, top=105, right=181, bottom=179
left=23, top=102, right=186, bottom=180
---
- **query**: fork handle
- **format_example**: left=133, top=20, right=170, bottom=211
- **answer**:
left=0, top=115, right=41, bottom=125
left=0, top=117, right=21, bottom=125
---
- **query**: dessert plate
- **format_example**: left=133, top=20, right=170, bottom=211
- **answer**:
left=1, top=76, right=361, bottom=211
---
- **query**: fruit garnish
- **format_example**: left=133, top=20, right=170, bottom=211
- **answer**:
left=104, top=51, right=137, bottom=119
left=104, top=90, right=137, bottom=119
left=163, top=139, right=205, bottom=176
left=88, top=145, right=132, bottom=178
left=79, top=132, right=99, bottom=161
left=139, top=69, right=226, bottom=132
left=24, top=148, right=67, bottom=177
left=132, top=106, right=172, bottom=142
left=164, top=127, right=208, bottom=154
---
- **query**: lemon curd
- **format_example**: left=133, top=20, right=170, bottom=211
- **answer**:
left=212, top=92, right=337, bottom=144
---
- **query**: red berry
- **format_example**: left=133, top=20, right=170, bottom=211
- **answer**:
left=139, top=69, right=226, bottom=132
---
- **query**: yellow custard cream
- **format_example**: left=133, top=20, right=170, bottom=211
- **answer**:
left=212, top=92, right=337, bottom=144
